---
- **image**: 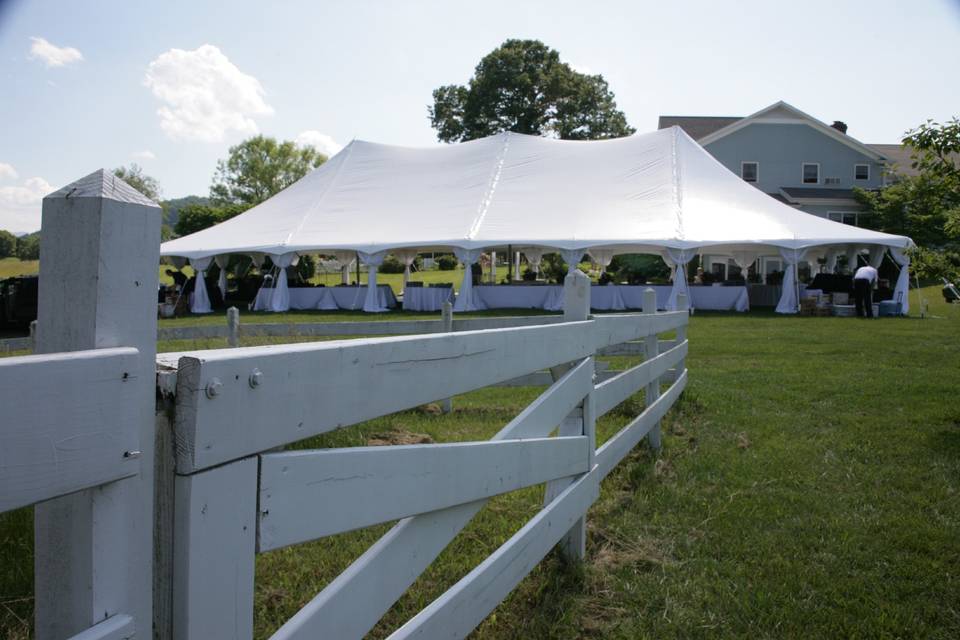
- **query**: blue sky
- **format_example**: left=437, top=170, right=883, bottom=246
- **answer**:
left=1, top=0, right=958, bottom=233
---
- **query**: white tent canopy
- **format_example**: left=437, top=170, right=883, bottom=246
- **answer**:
left=161, top=127, right=913, bottom=313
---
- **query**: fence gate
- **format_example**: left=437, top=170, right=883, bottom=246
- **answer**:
left=157, top=272, right=688, bottom=639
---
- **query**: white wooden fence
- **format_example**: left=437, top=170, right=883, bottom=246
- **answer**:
left=155, top=271, right=687, bottom=639
left=1, top=175, right=688, bottom=639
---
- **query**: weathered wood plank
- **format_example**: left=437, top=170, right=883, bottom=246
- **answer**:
left=258, top=436, right=589, bottom=551
left=389, top=469, right=600, bottom=639
left=65, top=614, right=134, bottom=640
left=594, top=341, right=688, bottom=418
left=173, top=457, right=257, bottom=640
left=595, top=372, right=688, bottom=480
left=167, top=320, right=600, bottom=472
left=269, top=358, right=593, bottom=640
left=0, top=348, right=140, bottom=512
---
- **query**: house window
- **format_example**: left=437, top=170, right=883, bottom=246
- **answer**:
left=855, top=164, right=870, bottom=180
left=802, top=163, right=820, bottom=184
left=741, top=161, right=759, bottom=183
left=828, top=211, right=859, bottom=226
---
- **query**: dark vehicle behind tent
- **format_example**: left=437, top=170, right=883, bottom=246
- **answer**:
left=0, top=275, right=39, bottom=329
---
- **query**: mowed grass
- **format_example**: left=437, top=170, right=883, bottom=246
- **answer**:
left=0, top=257, right=38, bottom=279
left=1, top=289, right=958, bottom=638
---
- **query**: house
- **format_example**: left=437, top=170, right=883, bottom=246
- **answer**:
left=659, top=101, right=907, bottom=281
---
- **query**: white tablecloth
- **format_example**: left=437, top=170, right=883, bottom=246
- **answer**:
left=472, top=285, right=566, bottom=311
left=253, top=285, right=397, bottom=311
left=614, top=285, right=749, bottom=312
left=463, top=284, right=749, bottom=312
left=403, top=287, right=455, bottom=311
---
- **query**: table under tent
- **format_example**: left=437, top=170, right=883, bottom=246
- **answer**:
left=160, top=127, right=913, bottom=315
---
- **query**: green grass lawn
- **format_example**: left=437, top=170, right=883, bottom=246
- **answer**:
left=0, top=257, right=38, bottom=279
left=1, top=289, right=958, bottom=639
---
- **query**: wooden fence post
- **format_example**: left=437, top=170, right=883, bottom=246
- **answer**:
left=440, top=301, right=453, bottom=413
left=227, top=306, right=240, bottom=347
left=33, top=170, right=161, bottom=638
left=545, top=268, right=592, bottom=561
left=642, top=288, right=662, bottom=452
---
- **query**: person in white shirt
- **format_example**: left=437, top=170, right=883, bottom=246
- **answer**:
left=853, top=264, right=878, bottom=318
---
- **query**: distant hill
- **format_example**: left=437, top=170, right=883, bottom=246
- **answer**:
left=161, top=195, right=210, bottom=228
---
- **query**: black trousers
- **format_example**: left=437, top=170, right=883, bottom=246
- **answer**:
left=854, top=278, right=873, bottom=317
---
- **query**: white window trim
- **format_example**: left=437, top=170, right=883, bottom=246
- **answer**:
left=802, top=162, right=820, bottom=185
left=854, top=163, right=870, bottom=181
left=740, top=161, right=759, bottom=183
left=828, top=210, right=859, bottom=226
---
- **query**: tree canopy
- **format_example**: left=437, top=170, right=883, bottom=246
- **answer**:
left=429, top=39, right=634, bottom=143
left=113, top=164, right=161, bottom=202
left=0, top=230, right=16, bottom=259
left=174, top=203, right=249, bottom=237
left=210, top=135, right=328, bottom=207
left=15, top=233, right=40, bottom=261
left=855, top=116, right=960, bottom=280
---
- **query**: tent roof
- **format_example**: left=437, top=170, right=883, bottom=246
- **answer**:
left=160, top=127, right=912, bottom=260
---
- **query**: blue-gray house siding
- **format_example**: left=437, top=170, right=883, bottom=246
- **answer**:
left=704, top=122, right=884, bottom=194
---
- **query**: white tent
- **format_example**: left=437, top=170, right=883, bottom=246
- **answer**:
left=161, top=127, right=913, bottom=313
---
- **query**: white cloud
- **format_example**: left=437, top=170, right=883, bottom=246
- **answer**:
left=0, top=163, right=18, bottom=181
left=143, top=44, right=274, bottom=142
left=0, top=176, right=54, bottom=234
left=131, top=150, right=156, bottom=160
left=295, top=131, right=344, bottom=157
left=29, top=37, right=84, bottom=68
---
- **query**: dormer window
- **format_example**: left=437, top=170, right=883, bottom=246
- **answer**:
left=741, top=161, right=759, bottom=183
left=855, top=164, right=870, bottom=180
left=802, top=163, right=820, bottom=184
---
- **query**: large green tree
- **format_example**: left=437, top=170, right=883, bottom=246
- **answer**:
left=429, top=39, right=634, bottom=142
left=210, top=135, right=327, bottom=207
left=113, top=164, right=161, bottom=201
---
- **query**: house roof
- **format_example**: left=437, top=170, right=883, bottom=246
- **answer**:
left=696, top=101, right=888, bottom=162
left=657, top=116, right=741, bottom=140
left=867, top=144, right=919, bottom=177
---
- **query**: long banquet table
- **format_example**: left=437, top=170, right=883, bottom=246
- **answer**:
left=252, top=285, right=397, bottom=311
left=464, top=284, right=749, bottom=312
left=402, top=286, right=455, bottom=311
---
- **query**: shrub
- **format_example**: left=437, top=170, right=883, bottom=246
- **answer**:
left=537, top=253, right=567, bottom=283
left=296, top=254, right=316, bottom=281
left=909, top=246, right=960, bottom=285
left=521, top=267, right=538, bottom=281
left=379, top=255, right=406, bottom=274
left=437, top=255, right=457, bottom=271
left=609, top=253, right=670, bottom=285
